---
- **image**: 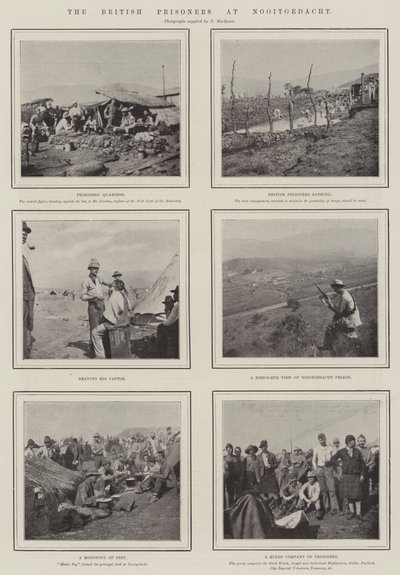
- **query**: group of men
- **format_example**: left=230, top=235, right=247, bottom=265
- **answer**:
left=25, top=426, right=180, bottom=508
left=81, top=257, right=180, bottom=359
left=21, top=224, right=180, bottom=360
left=223, top=432, right=378, bottom=522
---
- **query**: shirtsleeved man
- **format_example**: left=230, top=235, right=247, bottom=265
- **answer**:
left=91, top=279, right=130, bottom=359
left=319, top=279, right=362, bottom=356
left=81, top=258, right=111, bottom=356
left=22, top=221, right=35, bottom=359
left=312, top=433, right=339, bottom=515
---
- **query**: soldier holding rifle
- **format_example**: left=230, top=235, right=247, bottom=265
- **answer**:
left=316, top=279, right=362, bottom=356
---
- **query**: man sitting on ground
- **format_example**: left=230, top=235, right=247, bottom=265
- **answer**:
left=148, top=450, right=176, bottom=503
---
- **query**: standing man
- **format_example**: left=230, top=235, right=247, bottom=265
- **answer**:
left=318, top=279, right=362, bottom=356
left=91, top=433, right=107, bottom=470
left=330, top=435, right=366, bottom=521
left=312, top=433, right=339, bottom=515
left=23, top=221, right=35, bottom=359
left=69, top=102, right=83, bottom=132
left=356, top=434, right=373, bottom=512
left=156, top=285, right=179, bottom=358
left=257, top=440, right=279, bottom=506
left=81, top=258, right=110, bottom=357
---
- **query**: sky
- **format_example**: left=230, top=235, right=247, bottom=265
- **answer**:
left=221, top=39, right=379, bottom=80
left=22, top=219, right=180, bottom=289
left=21, top=40, right=180, bottom=93
left=24, top=401, right=180, bottom=443
left=222, top=218, right=378, bottom=242
left=222, top=400, right=380, bottom=453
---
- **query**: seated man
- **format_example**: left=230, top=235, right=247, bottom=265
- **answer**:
left=134, top=453, right=160, bottom=493
left=297, top=471, right=322, bottom=519
left=279, top=473, right=302, bottom=515
left=148, top=450, right=176, bottom=503
left=92, top=279, right=130, bottom=359
left=83, top=113, right=98, bottom=133
left=75, top=471, right=101, bottom=508
left=55, top=112, right=72, bottom=135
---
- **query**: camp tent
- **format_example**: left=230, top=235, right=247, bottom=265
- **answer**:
left=92, top=88, right=180, bottom=127
left=133, top=253, right=179, bottom=316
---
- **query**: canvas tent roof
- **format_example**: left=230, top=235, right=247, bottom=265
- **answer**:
left=95, top=88, right=175, bottom=109
left=22, top=98, right=53, bottom=106
left=133, top=253, right=179, bottom=315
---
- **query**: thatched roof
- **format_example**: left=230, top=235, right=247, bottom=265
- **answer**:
left=95, top=88, right=174, bottom=109
left=25, top=456, right=84, bottom=503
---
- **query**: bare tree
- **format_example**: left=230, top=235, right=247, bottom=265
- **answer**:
left=230, top=60, right=236, bottom=133
left=307, top=64, right=317, bottom=126
left=265, top=72, right=274, bottom=133
left=323, top=96, right=331, bottom=128
left=288, top=100, right=294, bottom=132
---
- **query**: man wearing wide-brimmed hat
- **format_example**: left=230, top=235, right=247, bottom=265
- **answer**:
left=156, top=285, right=180, bottom=358
left=91, top=433, right=107, bottom=470
left=257, top=440, right=279, bottom=504
left=318, top=279, right=362, bottom=356
left=81, top=258, right=112, bottom=356
left=24, top=438, right=40, bottom=458
left=298, top=470, right=323, bottom=519
left=37, top=436, right=57, bottom=461
left=22, top=221, right=35, bottom=359
left=243, top=444, right=263, bottom=491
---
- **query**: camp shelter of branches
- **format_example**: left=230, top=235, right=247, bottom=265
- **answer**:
left=25, top=456, right=84, bottom=538
left=87, top=87, right=180, bottom=130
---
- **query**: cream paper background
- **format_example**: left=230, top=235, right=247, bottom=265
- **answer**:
left=1, top=0, right=399, bottom=573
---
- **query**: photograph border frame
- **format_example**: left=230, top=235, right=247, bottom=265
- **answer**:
left=13, top=389, right=192, bottom=552
left=12, top=208, right=191, bottom=369
left=210, top=27, right=389, bottom=189
left=211, top=208, right=390, bottom=369
left=212, top=389, right=391, bottom=551
left=11, top=27, right=190, bottom=189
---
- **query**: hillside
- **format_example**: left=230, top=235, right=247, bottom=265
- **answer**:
left=222, top=63, right=378, bottom=97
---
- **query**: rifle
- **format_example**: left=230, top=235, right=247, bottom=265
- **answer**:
left=314, top=283, right=329, bottom=301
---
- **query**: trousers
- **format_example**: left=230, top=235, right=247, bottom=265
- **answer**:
left=88, top=300, right=104, bottom=346
left=23, top=298, right=35, bottom=359
left=316, top=466, right=339, bottom=511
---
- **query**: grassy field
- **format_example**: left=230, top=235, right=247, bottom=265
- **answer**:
left=223, top=266, right=377, bottom=317
left=222, top=108, right=379, bottom=178
left=223, top=285, right=378, bottom=358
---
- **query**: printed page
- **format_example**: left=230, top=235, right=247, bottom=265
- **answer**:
left=1, top=1, right=399, bottom=574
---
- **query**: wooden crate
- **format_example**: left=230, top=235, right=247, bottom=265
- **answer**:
left=107, top=325, right=132, bottom=359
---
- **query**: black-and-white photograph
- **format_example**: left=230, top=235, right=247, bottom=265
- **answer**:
left=212, top=210, right=388, bottom=368
left=212, top=29, right=387, bottom=187
left=213, top=392, right=389, bottom=549
left=14, top=211, right=189, bottom=368
left=14, top=392, right=190, bottom=550
left=12, top=29, right=188, bottom=188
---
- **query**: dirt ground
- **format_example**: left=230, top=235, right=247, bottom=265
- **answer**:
left=222, top=108, right=379, bottom=178
left=30, top=295, right=158, bottom=360
left=36, top=489, right=180, bottom=541
left=22, top=135, right=180, bottom=178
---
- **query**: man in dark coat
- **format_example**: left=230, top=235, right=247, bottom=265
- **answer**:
left=22, top=221, right=35, bottom=358
left=257, top=440, right=279, bottom=506
left=330, top=434, right=366, bottom=521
